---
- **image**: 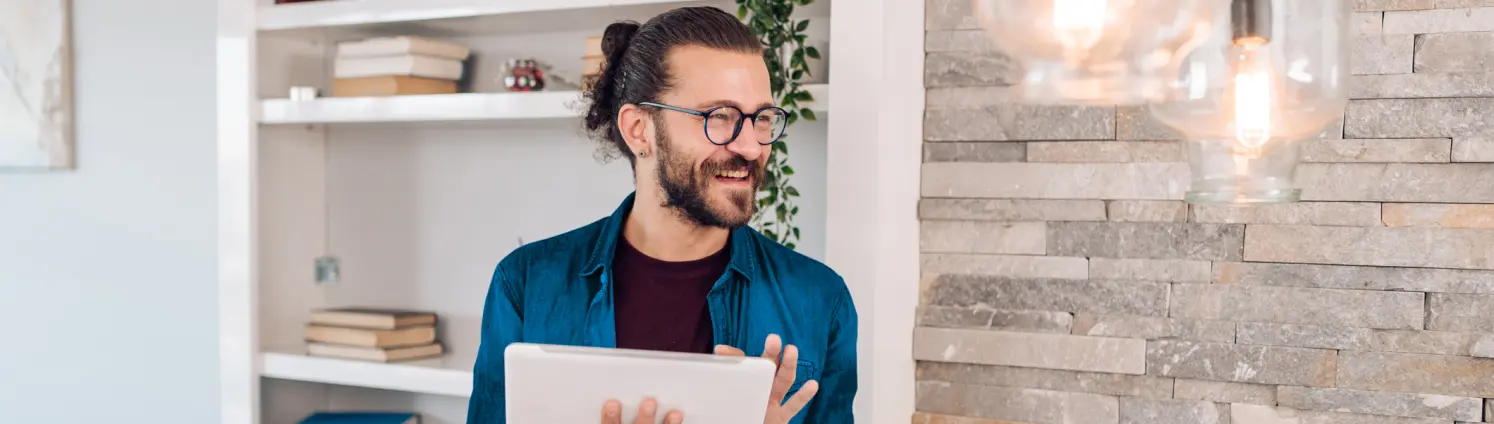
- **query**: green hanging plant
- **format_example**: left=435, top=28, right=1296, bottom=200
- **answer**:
left=737, top=0, right=818, bottom=250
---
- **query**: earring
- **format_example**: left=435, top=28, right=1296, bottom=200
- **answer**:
left=637, top=149, right=649, bottom=158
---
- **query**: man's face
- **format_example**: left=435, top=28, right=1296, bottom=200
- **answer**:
left=650, top=45, right=774, bottom=229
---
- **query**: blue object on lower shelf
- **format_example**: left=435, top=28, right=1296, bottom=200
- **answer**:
left=298, top=412, right=419, bottom=424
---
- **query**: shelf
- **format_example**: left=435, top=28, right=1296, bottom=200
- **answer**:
left=260, top=84, right=829, bottom=125
left=260, top=91, right=582, bottom=124
left=261, top=349, right=475, bottom=398
left=255, top=0, right=827, bottom=38
left=258, top=0, right=689, bottom=30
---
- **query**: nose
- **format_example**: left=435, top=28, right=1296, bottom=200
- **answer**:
left=723, top=128, right=765, bottom=161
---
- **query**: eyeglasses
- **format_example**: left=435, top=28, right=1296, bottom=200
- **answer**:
left=639, top=102, right=789, bottom=146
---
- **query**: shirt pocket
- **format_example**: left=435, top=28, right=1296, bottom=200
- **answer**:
left=787, top=360, right=820, bottom=397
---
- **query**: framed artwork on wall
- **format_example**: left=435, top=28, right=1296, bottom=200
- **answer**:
left=0, top=0, right=73, bottom=170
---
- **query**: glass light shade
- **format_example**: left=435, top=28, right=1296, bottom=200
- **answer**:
left=1148, top=0, right=1351, bottom=204
left=971, top=0, right=1229, bottom=105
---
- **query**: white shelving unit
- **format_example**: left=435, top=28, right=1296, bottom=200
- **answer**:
left=260, top=84, right=829, bottom=124
left=219, top=0, right=862, bottom=423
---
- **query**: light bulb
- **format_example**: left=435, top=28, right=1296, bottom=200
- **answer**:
left=1052, top=0, right=1109, bottom=55
left=1225, top=39, right=1279, bottom=156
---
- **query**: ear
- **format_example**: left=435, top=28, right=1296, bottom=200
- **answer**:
left=617, top=103, right=652, bottom=157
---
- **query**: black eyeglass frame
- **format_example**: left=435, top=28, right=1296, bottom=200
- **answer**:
left=638, top=101, right=789, bottom=146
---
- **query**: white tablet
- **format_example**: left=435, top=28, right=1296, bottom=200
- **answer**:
left=504, top=343, right=777, bottom=424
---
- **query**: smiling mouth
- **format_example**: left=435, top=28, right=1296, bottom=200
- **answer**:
left=713, top=168, right=750, bottom=184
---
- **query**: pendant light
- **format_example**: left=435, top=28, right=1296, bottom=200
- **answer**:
left=1147, top=0, right=1351, bottom=204
left=971, top=0, right=1229, bottom=105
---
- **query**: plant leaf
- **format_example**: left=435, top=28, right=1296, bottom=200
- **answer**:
left=795, top=90, right=814, bottom=102
left=737, top=5, right=748, bottom=19
left=795, top=20, right=810, bottom=32
left=785, top=186, right=801, bottom=197
left=791, top=69, right=804, bottom=80
left=806, top=46, right=820, bottom=59
left=782, top=165, right=795, bottom=176
left=763, top=229, right=778, bottom=239
left=792, top=227, right=800, bottom=239
left=801, top=108, right=817, bottom=121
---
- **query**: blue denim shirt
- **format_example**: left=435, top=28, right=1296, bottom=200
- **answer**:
left=466, top=193, right=858, bottom=424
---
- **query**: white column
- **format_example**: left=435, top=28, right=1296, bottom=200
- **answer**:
left=826, top=0, right=924, bottom=422
left=217, top=0, right=260, bottom=422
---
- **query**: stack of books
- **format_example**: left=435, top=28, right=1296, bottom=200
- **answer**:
left=331, top=36, right=470, bottom=97
left=582, top=35, right=605, bottom=91
left=305, top=307, right=444, bottom=363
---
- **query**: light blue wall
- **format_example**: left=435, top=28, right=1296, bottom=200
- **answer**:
left=0, top=0, right=219, bottom=422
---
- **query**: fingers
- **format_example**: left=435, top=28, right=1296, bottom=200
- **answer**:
left=779, top=380, right=820, bottom=417
left=664, top=410, right=685, bottom=424
left=601, top=400, right=622, bottom=424
left=714, top=345, right=744, bottom=356
left=760, top=334, right=783, bottom=364
left=632, top=398, right=658, bottom=424
left=768, top=344, right=799, bottom=404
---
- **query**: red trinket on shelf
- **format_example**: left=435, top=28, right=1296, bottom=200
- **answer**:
left=504, top=59, right=546, bottom=92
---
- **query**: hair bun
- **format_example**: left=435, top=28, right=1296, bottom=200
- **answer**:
left=600, top=21, right=640, bottom=58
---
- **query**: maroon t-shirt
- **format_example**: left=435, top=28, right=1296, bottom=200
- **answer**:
left=612, top=236, right=730, bottom=354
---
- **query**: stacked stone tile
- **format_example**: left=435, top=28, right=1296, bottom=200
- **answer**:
left=916, top=0, right=1494, bottom=423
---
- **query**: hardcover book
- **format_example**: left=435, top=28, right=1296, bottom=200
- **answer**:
left=310, top=307, right=438, bottom=330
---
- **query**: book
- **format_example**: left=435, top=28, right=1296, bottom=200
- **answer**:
left=299, top=412, right=419, bottom=424
left=308, top=342, right=445, bottom=363
left=583, top=55, right=606, bottom=77
left=331, top=76, right=457, bottom=97
left=306, top=324, right=436, bottom=348
left=334, top=55, right=464, bottom=81
left=584, top=35, right=604, bottom=57
left=337, top=36, right=470, bottom=61
left=310, top=307, right=437, bottom=330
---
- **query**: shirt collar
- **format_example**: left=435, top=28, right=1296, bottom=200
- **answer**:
left=582, top=192, right=760, bottom=283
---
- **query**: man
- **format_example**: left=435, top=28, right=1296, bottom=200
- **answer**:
left=464, top=6, right=857, bottom=424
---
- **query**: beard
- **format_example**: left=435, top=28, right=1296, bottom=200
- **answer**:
left=653, top=118, right=762, bottom=229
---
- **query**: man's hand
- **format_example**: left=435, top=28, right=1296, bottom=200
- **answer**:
left=715, top=334, right=820, bottom=424
left=601, top=397, right=684, bottom=424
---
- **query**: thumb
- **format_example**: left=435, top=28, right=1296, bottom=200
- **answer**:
left=714, top=345, right=745, bottom=356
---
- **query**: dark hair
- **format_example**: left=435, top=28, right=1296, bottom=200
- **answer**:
left=583, top=7, right=763, bottom=168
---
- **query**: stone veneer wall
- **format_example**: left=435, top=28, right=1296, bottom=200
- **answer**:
left=915, top=1, right=1494, bottom=423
